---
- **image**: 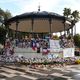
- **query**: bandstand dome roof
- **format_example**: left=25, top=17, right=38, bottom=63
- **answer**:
left=7, top=11, right=71, bottom=33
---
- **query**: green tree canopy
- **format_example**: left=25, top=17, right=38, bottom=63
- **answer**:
left=0, top=8, right=12, bottom=44
left=0, top=27, right=6, bottom=44
left=71, top=10, right=80, bottom=25
left=63, top=8, right=80, bottom=36
left=4, top=10, right=12, bottom=20
left=63, top=8, right=71, bottom=18
left=63, top=8, right=80, bottom=24
left=0, top=8, right=4, bottom=16
left=73, top=34, right=80, bottom=48
left=0, top=9, right=12, bottom=24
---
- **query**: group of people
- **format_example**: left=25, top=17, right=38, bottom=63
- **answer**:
left=0, top=34, right=76, bottom=67
left=59, top=35, right=74, bottom=48
left=1, top=38, right=14, bottom=56
left=11, top=36, right=50, bottom=54
left=3, top=34, right=74, bottom=54
left=0, top=34, right=75, bottom=61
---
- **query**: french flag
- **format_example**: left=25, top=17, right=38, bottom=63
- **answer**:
left=32, top=42, right=36, bottom=51
left=42, top=48, right=50, bottom=55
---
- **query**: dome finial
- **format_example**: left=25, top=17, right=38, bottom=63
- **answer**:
left=38, top=3, right=40, bottom=12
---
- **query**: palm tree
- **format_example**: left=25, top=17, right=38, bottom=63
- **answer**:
left=4, top=10, right=12, bottom=36
left=63, top=8, right=71, bottom=18
left=71, top=10, right=80, bottom=35
left=63, top=8, right=80, bottom=36
left=72, top=10, right=80, bottom=21
left=63, top=8, right=71, bottom=35
left=0, top=8, right=12, bottom=44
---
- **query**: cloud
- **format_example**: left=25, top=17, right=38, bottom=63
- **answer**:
left=1, top=0, right=80, bottom=16
left=12, top=0, right=62, bottom=15
left=10, top=0, right=80, bottom=16
left=0, top=0, right=80, bottom=15
left=0, top=0, right=80, bottom=34
left=62, top=0, right=79, bottom=12
left=0, top=0, right=18, bottom=3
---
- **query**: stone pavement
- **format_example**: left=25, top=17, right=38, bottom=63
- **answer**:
left=0, top=64, right=80, bottom=80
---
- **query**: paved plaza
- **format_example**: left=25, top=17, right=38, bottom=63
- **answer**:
left=0, top=64, right=80, bottom=80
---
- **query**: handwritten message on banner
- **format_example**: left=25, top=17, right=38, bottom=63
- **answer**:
left=63, top=48, right=74, bottom=58
left=49, top=39, right=62, bottom=53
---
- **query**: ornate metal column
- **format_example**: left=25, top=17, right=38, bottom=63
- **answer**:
left=63, top=19, right=66, bottom=36
left=31, top=18, right=34, bottom=37
left=49, top=18, right=52, bottom=37
left=15, top=20, right=19, bottom=38
left=31, top=18, right=34, bottom=32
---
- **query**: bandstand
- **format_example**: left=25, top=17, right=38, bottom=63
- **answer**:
left=6, top=9, right=72, bottom=37
left=5, top=10, right=75, bottom=58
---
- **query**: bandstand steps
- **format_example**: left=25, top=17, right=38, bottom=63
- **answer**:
left=14, top=47, right=47, bottom=58
left=14, top=47, right=37, bottom=53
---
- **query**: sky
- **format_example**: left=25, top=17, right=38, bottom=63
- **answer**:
left=0, top=0, right=80, bottom=34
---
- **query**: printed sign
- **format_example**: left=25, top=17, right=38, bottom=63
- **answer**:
left=63, top=48, right=74, bottom=57
left=49, top=39, right=62, bottom=53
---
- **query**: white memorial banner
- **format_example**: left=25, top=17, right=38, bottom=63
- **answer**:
left=50, top=40, right=60, bottom=48
left=49, top=39, right=62, bottom=53
left=63, top=48, right=75, bottom=58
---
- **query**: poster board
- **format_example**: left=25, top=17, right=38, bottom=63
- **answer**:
left=63, top=48, right=75, bottom=58
left=49, top=39, right=75, bottom=58
left=49, top=39, right=62, bottom=53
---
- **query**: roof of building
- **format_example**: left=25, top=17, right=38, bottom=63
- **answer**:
left=8, top=11, right=65, bottom=22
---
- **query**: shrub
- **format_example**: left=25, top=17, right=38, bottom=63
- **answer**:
left=75, top=59, right=80, bottom=64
